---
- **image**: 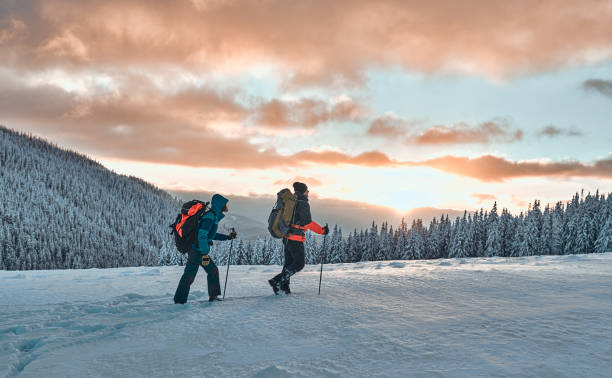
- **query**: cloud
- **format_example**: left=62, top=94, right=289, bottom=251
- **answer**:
left=253, top=97, right=363, bottom=128
left=583, top=79, right=612, bottom=98
left=409, top=120, right=523, bottom=145
left=273, top=177, right=323, bottom=187
left=2, top=0, right=612, bottom=86
left=368, top=117, right=524, bottom=145
left=367, top=114, right=413, bottom=137
left=292, top=150, right=397, bottom=167
left=471, top=193, right=497, bottom=204
left=511, top=195, right=528, bottom=209
left=2, top=68, right=610, bottom=180
left=0, top=68, right=393, bottom=169
left=537, top=125, right=583, bottom=138
left=410, top=155, right=612, bottom=181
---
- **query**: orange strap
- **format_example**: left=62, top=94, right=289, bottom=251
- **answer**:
left=175, top=203, right=203, bottom=237
left=284, top=234, right=306, bottom=242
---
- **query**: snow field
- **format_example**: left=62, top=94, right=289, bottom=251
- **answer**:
left=1, top=254, right=611, bottom=377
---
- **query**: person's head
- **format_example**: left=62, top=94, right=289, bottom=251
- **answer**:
left=211, top=193, right=229, bottom=214
left=293, top=182, right=309, bottom=198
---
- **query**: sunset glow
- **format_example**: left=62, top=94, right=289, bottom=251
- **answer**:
left=1, top=0, right=611, bottom=214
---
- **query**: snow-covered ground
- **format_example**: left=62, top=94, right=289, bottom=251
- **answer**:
left=2, top=254, right=611, bottom=377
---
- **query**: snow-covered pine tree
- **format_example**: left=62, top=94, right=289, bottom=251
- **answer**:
left=426, top=217, right=441, bottom=259
left=449, top=213, right=469, bottom=259
left=540, top=204, right=553, bottom=255
left=485, top=202, right=502, bottom=257
left=551, top=202, right=566, bottom=255
left=524, top=200, right=543, bottom=256
left=510, top=212, right=526, bottom=257
left=595, top=216, right=612, bottom=253
left=562, top=193, right=581, bottom=255
left=404, top=228, right=425, bottom=260
left=377, top=222, right=392, bottom=261
left=472, top=209, right=487, bottom=257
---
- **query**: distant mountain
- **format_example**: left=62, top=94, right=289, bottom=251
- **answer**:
left=404, top=207, right=465, bottom=225
left=0, top=126, right=183, bottom=270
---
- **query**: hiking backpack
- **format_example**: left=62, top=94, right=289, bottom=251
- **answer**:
left=268, top=188, right=297, bottom=238
left=170, top=200, right=210, bottom=253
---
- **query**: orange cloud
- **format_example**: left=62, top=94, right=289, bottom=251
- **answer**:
left=368, top=117, right=523, bottom=145
left=367, top=114, right=413, bottom=137
left=471, top=193, right=497, bottom=204
left=254, top=97, right=363, bottom=128
left=273, top=177, right=323, bottom=187
left=410, top=155, right=612, bottom=181
left=2, top=1, right=612, bottom=85
left=410, top=120, right=523, bottom=145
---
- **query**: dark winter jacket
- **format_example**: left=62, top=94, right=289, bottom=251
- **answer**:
left=194, top=194, right=230, bottom=255
left=287, top=193, right=324, bottom=238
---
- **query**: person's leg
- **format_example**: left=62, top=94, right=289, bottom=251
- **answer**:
left=174, top=250, right=200, bottom=304
left=201, top=254, right=221, bottom=299
left=271, top=239, right=292, bottom=283
left=279, top=241, right=305, bottom=289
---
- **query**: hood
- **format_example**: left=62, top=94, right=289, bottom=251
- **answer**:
left=210, top=194, right=229, bottom=217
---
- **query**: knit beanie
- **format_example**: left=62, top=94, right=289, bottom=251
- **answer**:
left=293, top=182, right=308, bottom=194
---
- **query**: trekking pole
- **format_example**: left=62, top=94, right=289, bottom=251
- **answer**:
left=223, top=228, right=235, bottom=300
left=318, top=232, right=327, bottom=295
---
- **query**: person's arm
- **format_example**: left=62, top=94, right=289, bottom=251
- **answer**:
left=296, top=202, right=327, bottom=234
left=213, top=233, right=228, bottom=241
left=304, top=221, right=327, bottom=235
left=197, top=216, right=215, bottom=252
left=214, top=228, right=237, bottom=241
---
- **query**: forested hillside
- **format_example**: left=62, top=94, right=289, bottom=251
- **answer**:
left=0, top=126, right=183, bottom=270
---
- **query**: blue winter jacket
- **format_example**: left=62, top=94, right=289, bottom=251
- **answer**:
left=193, top=194, right=230, bottom=255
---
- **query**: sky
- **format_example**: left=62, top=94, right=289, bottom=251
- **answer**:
left=1, top=0, right=612, bottom=214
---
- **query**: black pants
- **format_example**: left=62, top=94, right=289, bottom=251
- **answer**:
left=272, top=239, right=305, bottom=287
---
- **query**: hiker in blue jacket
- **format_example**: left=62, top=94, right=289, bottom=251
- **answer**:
left=174, top=194, right=237, bottom=303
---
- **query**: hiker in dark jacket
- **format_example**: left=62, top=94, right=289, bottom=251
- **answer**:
left=268, top=182, right=328, bottom=294
left=174, top=194, right=237, bottom=303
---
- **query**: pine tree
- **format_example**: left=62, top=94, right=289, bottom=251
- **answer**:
left=551, top=202, right=566, bottom=255
left=595, top=217, right=612, bottom=253
left=328, top=225, right=344, bottom=263
left=524, top=201, right=543, bottom=256
left=404, top=229, right=424, bottom=260
left=540, top=205, right=553, bottom=255
left=449, top=214, right=469, bottom=259
left=377, top=222, right=392, bottom=261
left=485, top=202, right=502, bottom=257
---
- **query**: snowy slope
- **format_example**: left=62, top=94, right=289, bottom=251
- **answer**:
left=2, top=254, right=611, bottom=377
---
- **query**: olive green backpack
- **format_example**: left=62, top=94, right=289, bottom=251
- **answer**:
left=267, top=188, right=297, bottom=238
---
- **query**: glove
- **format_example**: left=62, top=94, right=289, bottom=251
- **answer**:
left=227, top=229, right=238, bottom=240
left=323, top=224, right=329, bottom=235
left=201, top=254, right=211, bottom=267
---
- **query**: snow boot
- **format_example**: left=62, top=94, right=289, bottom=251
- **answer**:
left=209, top=296, right=223, bottom=302
left=268, top=279, right=280, bottom=295
left=280, top=283, right=291, bottom=295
